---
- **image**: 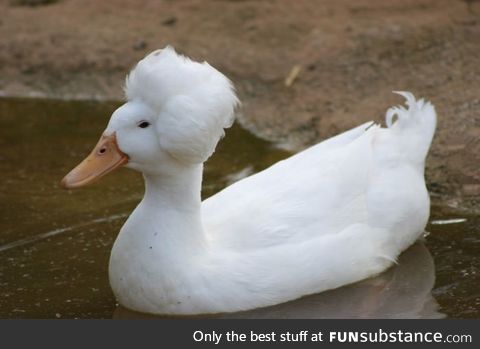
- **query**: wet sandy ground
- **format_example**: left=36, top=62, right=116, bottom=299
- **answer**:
left=0, top=0, right=479, bottom=213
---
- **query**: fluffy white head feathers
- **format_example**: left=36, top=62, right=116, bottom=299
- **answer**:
left=124, top=46, right=239, bottom=164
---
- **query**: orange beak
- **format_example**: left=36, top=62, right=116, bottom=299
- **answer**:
left=61, top=133, right=129, bottom=189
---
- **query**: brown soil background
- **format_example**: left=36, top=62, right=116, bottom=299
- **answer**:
left=1, top=0, right=479, bottom=212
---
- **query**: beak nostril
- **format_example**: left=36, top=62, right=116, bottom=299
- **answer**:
left=61, top=132, right=127, bottom=189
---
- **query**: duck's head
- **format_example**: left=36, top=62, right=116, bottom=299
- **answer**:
left=61, top=47, right=238, bottom=189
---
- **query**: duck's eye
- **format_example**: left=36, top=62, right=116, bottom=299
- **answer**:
left=138, top=121, right=150, bottom=129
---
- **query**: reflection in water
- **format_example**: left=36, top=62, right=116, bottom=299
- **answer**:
left=113, top=242, right=444, bottom=319
left=0, top=97, right=478, bottom=318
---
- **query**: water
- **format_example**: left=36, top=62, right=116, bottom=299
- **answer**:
left=0, top=97, right=478, bottom=318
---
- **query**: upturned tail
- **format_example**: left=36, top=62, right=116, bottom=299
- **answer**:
left=384, top=91, right=437, bottom=167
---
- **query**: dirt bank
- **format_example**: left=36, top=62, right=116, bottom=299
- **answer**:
left=1, top=0, right=479, bottom=212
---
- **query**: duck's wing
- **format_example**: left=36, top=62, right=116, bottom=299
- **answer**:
left=202, top=92, right=437, bottom=253
left=202, top=120, right=378, bottom=251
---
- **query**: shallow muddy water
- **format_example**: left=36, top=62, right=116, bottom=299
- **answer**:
left=0, top=97, right=478, bottom=318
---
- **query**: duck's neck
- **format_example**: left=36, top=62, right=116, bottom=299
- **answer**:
left=139, top=164, right=206, bottom=249
left=143, top=164, right=203, bottom=211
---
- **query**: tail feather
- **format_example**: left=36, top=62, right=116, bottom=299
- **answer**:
left=384, top=91, right=437, bottom=165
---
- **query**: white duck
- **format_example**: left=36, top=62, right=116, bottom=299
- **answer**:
left=61, top=46, right=437, bottom=315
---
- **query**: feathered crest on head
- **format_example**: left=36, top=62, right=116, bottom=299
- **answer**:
left=124, top=46, right=239, bottom=163
left=124, top=46, right=238, bottom=113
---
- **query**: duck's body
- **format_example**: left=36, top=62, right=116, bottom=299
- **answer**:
left=109, top=95, right=436, bottom=315
left=62, top=47, right=437, bottom=315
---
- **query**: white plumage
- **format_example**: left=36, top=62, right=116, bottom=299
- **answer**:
left=124, top=46, right=238, bottom=164
left=81, top=47, right=437, bottom=315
